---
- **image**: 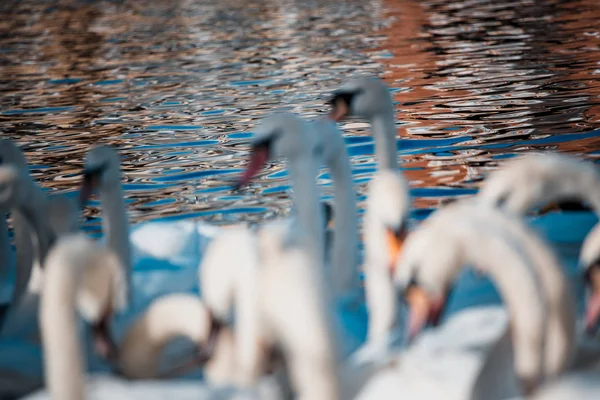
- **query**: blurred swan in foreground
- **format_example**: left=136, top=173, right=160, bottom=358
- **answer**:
left=202, top=113, right=341, bottom=399
left=0, top=141, right=57, bottom=310
left=477, top=152, right=600, bottom=215
left=477, top=152, right=600, bottom=333
left=23, top=234, right=262, bottom=400
left=357, top=202, right=576, bottom=399
left=0, top=158, right=79, bottom=335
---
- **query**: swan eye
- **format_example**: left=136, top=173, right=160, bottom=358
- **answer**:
left=83, top=161, right=110, bottom=179
left=495, top=193, right=509, bottom=208
left=328, top=89, right=362, bottom=109
left=251, top=128, right=282, bottom=153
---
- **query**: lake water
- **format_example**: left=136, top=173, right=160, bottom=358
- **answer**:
left=1, top=0, right=600, bottom=396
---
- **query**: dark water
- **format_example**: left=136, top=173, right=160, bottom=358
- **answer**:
left=0, top=0, right=599, bottom=232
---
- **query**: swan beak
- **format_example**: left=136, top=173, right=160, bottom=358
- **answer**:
left=234, top=145, right=269, bottom=190
left=329, top=95, right=350, bottom=122
left=538, top=201, right=561, bottom=215
left=405, top=286, right=432, bottom=340
left=520, top=376, right=540, bottom=396
left=405, top=286, right=445, bottom=340
left=79, top=170, right=100, bottom=207
left=585, top=265, right=600, bottom=334
left=386, top=226, right=406, bottom=277
left=91, top=311, right=118, bottom=362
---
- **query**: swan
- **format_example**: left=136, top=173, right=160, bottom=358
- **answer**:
left=579, top=223, right=600, bottom=333
left=0, top=214, right=14, bottom=315
left=213, top=112, right=341, bottom=399
left=362, top=170, right=410, bottom=344
left=476, top=152, right=600, bottom=334
left=116, top=292, right=236, bottom=383
left=313, top=117, right=359, bottom=296
left=0, top=164, right=78, bottom=336
left=80, top=146, right=132, bottom=306
left=37, top=234, right=125, bottom=400
left=329, top=76, right=398, bottom=171
left=79, top=145, right=335, bottom=312
left=367, top=202, right=577, bottom=398
left=477, top=152, right=600, bottom=215
left=328, top=77, right=412, bottom=345
left=0, top=140, right=55, bottom=307
left=24, top=234, right=263, bottom=400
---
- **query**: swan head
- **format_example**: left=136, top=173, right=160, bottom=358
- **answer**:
left=74, top=237, right=127, bottom=361
left=477, top=153, right=598, bottom=215
left=580, top=223, right=600, bottom=334
left=364, top=170, right=411, bottom=276
left=235, top=112, right=321, bottom=188
left=329, top=76, right=394, bottom=121
left=0, top=165, right=24, bottom=211
left=0, top=139, right=28, bottom=168
left=393, top=219, right=462, bottom=340
left=80, top=145, right=122, bottom=206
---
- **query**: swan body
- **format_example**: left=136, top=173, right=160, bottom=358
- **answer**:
left=477, top=152, right=600, bottom=333
left=330, top=76, right=413, bottom=351
left=478, top=152, right=600, bottom=215
left=389, top=202, right=575, bottom=397
left=37, top=234, right=125, bottom=400
left=362, top=170, right=410, bottom=344
left=355, top=306, right=510, bottom=400
left=25, top=235, right=261, bottom=400
left=477, top=152, right=599, bottom=243
left=0, top=165, right=79, bottom=337
left=0, top=142, right=56, bottom=308
left=206, top=113, right=341, bottom=399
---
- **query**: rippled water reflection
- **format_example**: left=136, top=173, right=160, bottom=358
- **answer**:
left=1, top=0, right=599, bottom=233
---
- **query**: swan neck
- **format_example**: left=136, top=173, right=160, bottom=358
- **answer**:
left=327, top=139, right=359, bottom=295
left=287, top=157, right=324, bottom=267
left=472, top=239, right=546, bottom=384
left=0, top=214, right=12, bottom=283
left=100, top=182, right=131, bottom=303
left=40, top=249, right=85, bottom=400
left=12, top=181, right=53, bottom=303
left=371, top=112, right=398, bottom=171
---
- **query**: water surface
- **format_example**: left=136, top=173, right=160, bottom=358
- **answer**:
left=0, top=0, right=598, bottom=230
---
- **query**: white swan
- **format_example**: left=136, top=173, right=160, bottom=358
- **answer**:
left=579, top=223, right=600, bottom=333
left=205, top=113, right=341, bottom=399
left=477, top=152, right=600, bottom=215
left=0, top=164, right=77, bottom=337
left=0, top=140, right=56, bottom=308
left=362, top=170, right=410, bottom=344
left=117, top=292, right=236, bottom=383
left=355, top=202, right=576, bottom=399
left=37, top=234, right=125, bottom=400
left=80, top=146, right=132, bottom=305
left=24, top=234, right=262, bottom=400
left=328, top=77, right=412, bottom=345
left=476, top=152, right=600, bottom=334
left=329, top=76, right=398, bottom=171
left=397, top=205, right=548, bottom=394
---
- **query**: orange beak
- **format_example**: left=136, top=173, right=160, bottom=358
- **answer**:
left=386, top=226, right=406, bottom=278
left=537, top=201, right=561, bottom=216
left=405, top=286, right=446, bottom=341
left=329, top=96, right=350, bottom=122
left=585, top=266, right=600, bottom=334
left=233, top=145, right=269, bottom=190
